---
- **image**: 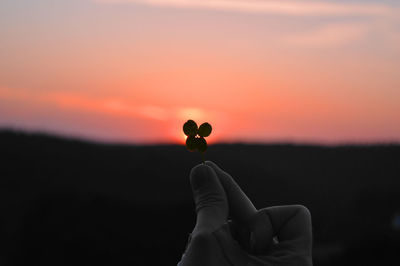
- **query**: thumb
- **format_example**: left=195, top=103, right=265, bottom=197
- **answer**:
left=190, top=164, right=228, bottom=235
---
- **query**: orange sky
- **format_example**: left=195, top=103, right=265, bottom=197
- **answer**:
left=1, top=0, right=399, bottom=144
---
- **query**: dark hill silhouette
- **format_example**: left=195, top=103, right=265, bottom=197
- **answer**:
left=1, top=130, right=399, bottom=265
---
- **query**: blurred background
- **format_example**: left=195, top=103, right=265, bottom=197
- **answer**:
left=1, top=0, right=400, bottom=265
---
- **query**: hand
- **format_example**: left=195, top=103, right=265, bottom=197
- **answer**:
left=178, top=161, right=313, bottom=266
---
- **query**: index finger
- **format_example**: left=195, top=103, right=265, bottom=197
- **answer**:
left=205, top=161, right=257, bottom=224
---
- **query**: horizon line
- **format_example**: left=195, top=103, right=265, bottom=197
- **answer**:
left=1, top=128, right=399, bottom=147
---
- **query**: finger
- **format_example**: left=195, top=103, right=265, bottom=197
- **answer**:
left=190, top=164, right=228, bottom=235
left=212, top=223, right=250, bottom=265
left=205, top=161, right=274, bottom=255
left=247, top=210, right=274, bottom=254
left=261, top=205, right=312, bottom=253
left=214, top=224, right=277, bottom=266
left=179, top=231, right=230, bottom=266
left=205, top=161, right=257, bottom=224
left=227, top=220, right=252, bottom=251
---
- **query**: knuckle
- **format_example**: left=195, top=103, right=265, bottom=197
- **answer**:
left=289, top=205, right=312, bottom=225
left=292, top=205, right=311, bottom=215
left=190, top=231, right=215, bottom=248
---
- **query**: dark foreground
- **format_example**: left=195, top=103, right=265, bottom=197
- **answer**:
left=1, top=130, right=400, bottom=265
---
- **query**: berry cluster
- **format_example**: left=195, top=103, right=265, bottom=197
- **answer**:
left=183, top=120, right=212, bottom=153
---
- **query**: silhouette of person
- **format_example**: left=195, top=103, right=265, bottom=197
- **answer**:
left=178, top=161, right=313, bottom=266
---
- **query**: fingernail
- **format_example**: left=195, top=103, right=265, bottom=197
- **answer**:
left=190, top=164, right=212, bottom=190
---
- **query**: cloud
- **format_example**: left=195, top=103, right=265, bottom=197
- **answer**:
left=92, top=0, right=398, bottom=17
left=0, top=86, right=166, bottom=121
left=282, top=22, right=371, bottom=47
left=0, top=86, right=218, bottom=123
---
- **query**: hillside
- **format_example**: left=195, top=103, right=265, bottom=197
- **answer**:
left=1, top=130, right=399, bottom=265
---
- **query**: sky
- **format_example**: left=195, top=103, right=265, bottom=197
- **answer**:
left=0, top=0, right=399, bottom=144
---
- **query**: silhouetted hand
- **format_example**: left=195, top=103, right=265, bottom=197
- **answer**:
left=178, top=161, right=312, bottom=266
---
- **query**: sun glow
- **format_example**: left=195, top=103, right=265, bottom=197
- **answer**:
left=177, top=108, right=206, bottom=122
left=182, top=132, right=187, bottom=143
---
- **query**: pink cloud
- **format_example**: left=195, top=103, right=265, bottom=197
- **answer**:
left=282, top=22, right=371, bottom=47
left=92, top=0, right=398, bottom=17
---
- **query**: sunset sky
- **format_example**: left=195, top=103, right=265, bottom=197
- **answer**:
left=1, top=0, right=399, bottom=144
